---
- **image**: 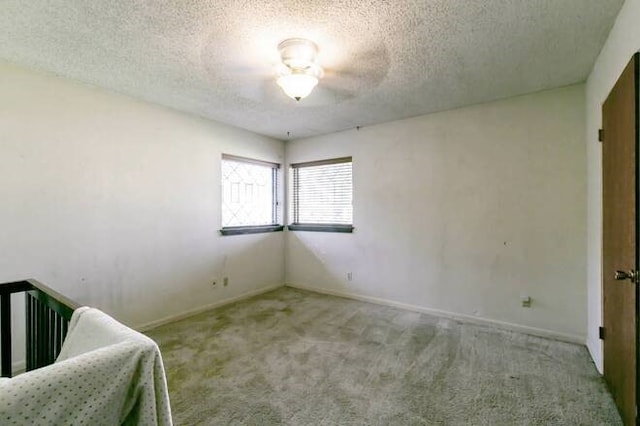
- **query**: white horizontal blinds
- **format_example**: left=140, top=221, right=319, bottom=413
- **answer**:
left=221, top=155, right=279, bottom=227
left=291, top=157, right=352, bottom=225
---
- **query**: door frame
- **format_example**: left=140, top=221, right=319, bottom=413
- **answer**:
left=635, top=51, right=640, bottom=425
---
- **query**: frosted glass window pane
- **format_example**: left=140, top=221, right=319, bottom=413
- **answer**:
left=222, top=157, right=278, bottom=227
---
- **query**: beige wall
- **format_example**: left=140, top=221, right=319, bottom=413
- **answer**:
left=0, top=62, right=285, bottom=367
left=286, top=85, right=587, bottom=341
left=585, top=0, right=640, bottom=372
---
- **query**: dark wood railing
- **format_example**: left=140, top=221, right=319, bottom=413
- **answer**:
left=0, top=279, right=79, bottom=378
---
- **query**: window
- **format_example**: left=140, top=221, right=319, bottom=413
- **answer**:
left=289, top=156, right=353, bottom=233
left=220, top=154, right=282, bottom=235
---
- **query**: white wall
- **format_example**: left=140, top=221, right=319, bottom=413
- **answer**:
left=286, top=85, right=586, bottom=341
left=586, top=0, right=640, bottom=372
left=0, top=61, right=285, bottom=360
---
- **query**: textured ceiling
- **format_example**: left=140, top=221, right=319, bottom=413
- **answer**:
left=0, top=1, right=625, bottom=140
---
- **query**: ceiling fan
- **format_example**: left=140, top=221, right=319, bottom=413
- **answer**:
left=275, top=38, right=323, bottom=101
left=219, top=37, right=389, bottom=106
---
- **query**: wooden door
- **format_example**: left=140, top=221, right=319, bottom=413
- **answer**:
left=602, top=53, right=639, bottom=425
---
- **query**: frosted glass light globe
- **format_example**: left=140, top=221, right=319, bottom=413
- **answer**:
left=277, top=73, right=318, bottom=101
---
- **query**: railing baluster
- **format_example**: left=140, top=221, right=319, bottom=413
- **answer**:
left=31, top=294, right=36, bottom=370
left=2, top=280, right=78, bottom=373
left=33, top=294, right=40, bottom=368
left=1, top=293, right=12, bottom=378
left=52, top=313, right=57, bottom=361
left=49, top=310, right=54, bottom=364
left=31, top=297, right=36, bottom=369
left=54, top=314, right=62, bottom=359
left=32, top=294, right=37, bottom=369
left=26, top=293, right=32, bottom=371
left=37, top=299, right=45, bottom=368
left=32, top=294, right=37, bottom=370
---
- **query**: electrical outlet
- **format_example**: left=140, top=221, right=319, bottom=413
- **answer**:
left=347, top=272, right=353, bottom=281
left=223, top=277, right=229, bottom=287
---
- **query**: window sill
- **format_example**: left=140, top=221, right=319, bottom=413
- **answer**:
left=287, top=224, right=354, bottom=233
left=220, top=225, right=284, bottom=236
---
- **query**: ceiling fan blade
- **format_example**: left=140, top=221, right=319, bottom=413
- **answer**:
left=233, top=76, right=281, bottom=103
left=320, top=40, right=391, bottom=89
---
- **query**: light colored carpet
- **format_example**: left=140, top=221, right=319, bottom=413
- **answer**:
left=145, top=287, right=621, bottom=425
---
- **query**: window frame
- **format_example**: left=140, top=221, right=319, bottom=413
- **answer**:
left=288, top=156, right=354, bottom=233
left=220, top=154, right=283, bottom=236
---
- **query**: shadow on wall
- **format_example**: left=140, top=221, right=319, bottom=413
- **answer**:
left=286, top=231, right=355, bottom=293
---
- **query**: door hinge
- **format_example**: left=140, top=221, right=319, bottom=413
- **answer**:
left=598, top=129, right=604, bottom=142
left=599, top=326, right=605, bottom=340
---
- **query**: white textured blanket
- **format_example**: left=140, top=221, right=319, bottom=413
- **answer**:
left=0, top=307, right=172, bottom=425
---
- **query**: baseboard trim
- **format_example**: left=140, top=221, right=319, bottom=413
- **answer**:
left=286, top=283, right=585, bottom=345
left=136, top=284, right=284, bottom=332
left=586, top=338, right=603, bottom=373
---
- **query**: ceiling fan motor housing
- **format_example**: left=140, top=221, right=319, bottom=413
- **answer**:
left=278, top=38, right=321, bottom=73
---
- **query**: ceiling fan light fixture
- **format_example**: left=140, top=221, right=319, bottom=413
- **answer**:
left=277, top=72, right=318, bottom=101
left=276, top=38, right=323, bottom=101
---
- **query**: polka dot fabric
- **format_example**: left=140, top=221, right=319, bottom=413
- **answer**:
left=0, top=307, right=172, bottom=425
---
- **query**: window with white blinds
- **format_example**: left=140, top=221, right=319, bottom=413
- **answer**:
left=289, top=157, right=353, bottom=232
left=220, top=154, right=283, bottom=235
